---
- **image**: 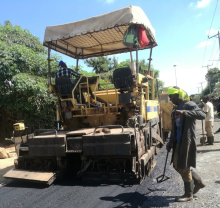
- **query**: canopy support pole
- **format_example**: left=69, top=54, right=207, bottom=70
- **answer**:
left=76, top=59, right=79, bottom=72
left=130, top=51, right=133, bottom=62
left=148, top=48, right=153, bottom=74
left=136, top=46, right=139, bottom=74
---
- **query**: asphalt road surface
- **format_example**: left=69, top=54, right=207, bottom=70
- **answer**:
left=1, top=118, right=220, bottom=208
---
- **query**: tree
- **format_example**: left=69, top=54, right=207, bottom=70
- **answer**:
left=201, top=67, right=220, bottom=96
left=160, top=87, right=169, bottom=93
left=84, top=56, right=118, bottom=74
left=0, top=21, right=61, bottom=142
left=205, top=67, right=220, bottom=93
left=76, top=68, right=114, bottom=89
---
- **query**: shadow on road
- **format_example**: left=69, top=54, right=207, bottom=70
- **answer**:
left=100, top=192, right=174, bottom=207
left=3, top=173, right=139, bottom=189
left=4, top=176, right=110, bottom=189
left=5, top=180, right=48, bottom=189
left=215, top=181, right=220, bottom=184
left=197, top=149, right=220, bottom=154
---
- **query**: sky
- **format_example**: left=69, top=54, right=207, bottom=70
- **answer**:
left=1, top=0, right=220, bottom=95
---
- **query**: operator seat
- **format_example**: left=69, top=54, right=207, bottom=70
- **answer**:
left=55, top=76, right=75, bottom=99
left=113, top=67, right=134, bottom=91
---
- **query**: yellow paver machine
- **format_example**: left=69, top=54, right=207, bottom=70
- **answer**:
left=4, top=6, right=166, bottom=185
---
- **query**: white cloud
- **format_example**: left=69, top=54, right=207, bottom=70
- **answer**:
left=98, top=0, right=115, bottom=4
left=105, top=0, right=115, bottom=3
left=206, top=28, right=219, bottom=36
left=196, top=40, right=213, bottom=48
left=197, top=0, right=211, bottom=8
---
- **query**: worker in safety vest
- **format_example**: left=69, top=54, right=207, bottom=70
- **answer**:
left=167, top=86, right=206, bottom=202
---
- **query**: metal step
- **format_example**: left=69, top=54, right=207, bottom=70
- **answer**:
left=4, top=169, right=56, bottom=185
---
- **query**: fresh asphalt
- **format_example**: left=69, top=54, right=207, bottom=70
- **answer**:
left=0, top=117, right=220, bottom=208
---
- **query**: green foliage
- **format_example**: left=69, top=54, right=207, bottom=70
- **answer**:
left=77, top=68, right=97, bottom=77
left=84, top=56, right=118, bottom=74
left=160, top=87, right=169, bottom=93
left=69, top=64, right=84, bottom=73
left=1, top=20, right=45, bottom=54
left=0, top=21, right=60, bottom=142
left=77, top=68, right=114, bottom=89
left=84, top=56, right=164, bottom=94
left=201, top=67, right=220, bottom=96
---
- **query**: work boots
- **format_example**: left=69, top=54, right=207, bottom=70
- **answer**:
left=191, top=170, right=206, bottom=194
left=209, top=136, right=214, bottom=145
left=206, top=137, right=214, bottom=145
left=175, top=180, right=194, bottom=202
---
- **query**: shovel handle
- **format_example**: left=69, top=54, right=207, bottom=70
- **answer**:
left=201, top=120, right=205, bottom=136
left=163, top=151, right=169, bottom=175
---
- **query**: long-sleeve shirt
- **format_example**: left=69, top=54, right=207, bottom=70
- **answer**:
left=55, top=67, right=80, bottom=79
left=204, top=102, right=214, bottom=121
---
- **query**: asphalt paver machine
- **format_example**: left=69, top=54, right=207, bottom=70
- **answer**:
left=4, top=6, right=164, bottom=185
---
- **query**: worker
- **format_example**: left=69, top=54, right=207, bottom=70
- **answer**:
left=167, top=86, right=206, bottom=202
left=55, top=60, right=80, bottom=80
left=202, top=96, right=214, bottom=145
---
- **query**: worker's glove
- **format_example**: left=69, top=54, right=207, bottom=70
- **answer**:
left=166, top=142, right=173, bottom=152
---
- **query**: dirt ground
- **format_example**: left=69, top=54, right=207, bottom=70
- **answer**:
left=0, top=145, right=16, bottom=185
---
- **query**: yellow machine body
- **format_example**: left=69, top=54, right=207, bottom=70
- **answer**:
left=5, top=7, right=165, bottom=185
left=145, top=100, right=159, bottom=120
left=49, top=71, right=158, bottom=129
left=159, top=92, right=173, bottom=133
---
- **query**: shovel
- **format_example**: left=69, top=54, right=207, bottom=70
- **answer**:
left=200, top=120, right=206, bottom=145
left=156, top=151, right=170, bottom=183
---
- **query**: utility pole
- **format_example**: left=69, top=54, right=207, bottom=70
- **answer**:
left=202, top=63, right=213, bottom=94
left=198, top=81, right=205, bottom=96
left=196, top=87, right=200, bottom=94
left=208, top=31, right=220, bottom=59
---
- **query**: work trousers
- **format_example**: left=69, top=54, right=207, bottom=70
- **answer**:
left=205, top=121, right=214, bottom=137
left=173, top=145, right=192, bottom=183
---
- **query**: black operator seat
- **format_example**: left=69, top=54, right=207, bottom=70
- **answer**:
left=113, top=67, right=134, bottom=91
left=55, top=76, right=75, bottom=99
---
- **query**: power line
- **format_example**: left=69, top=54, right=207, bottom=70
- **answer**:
left=209, top=33, right=218, bottom=60
left=207, top=0, right=219, bottom=37
left=202, top=0, right=219, bottom=66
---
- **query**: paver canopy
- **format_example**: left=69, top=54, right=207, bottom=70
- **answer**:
left=43, top=6, right=157, bottom=59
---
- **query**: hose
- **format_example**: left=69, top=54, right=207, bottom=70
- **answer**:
left=77, top=159, right=92, bottom=177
